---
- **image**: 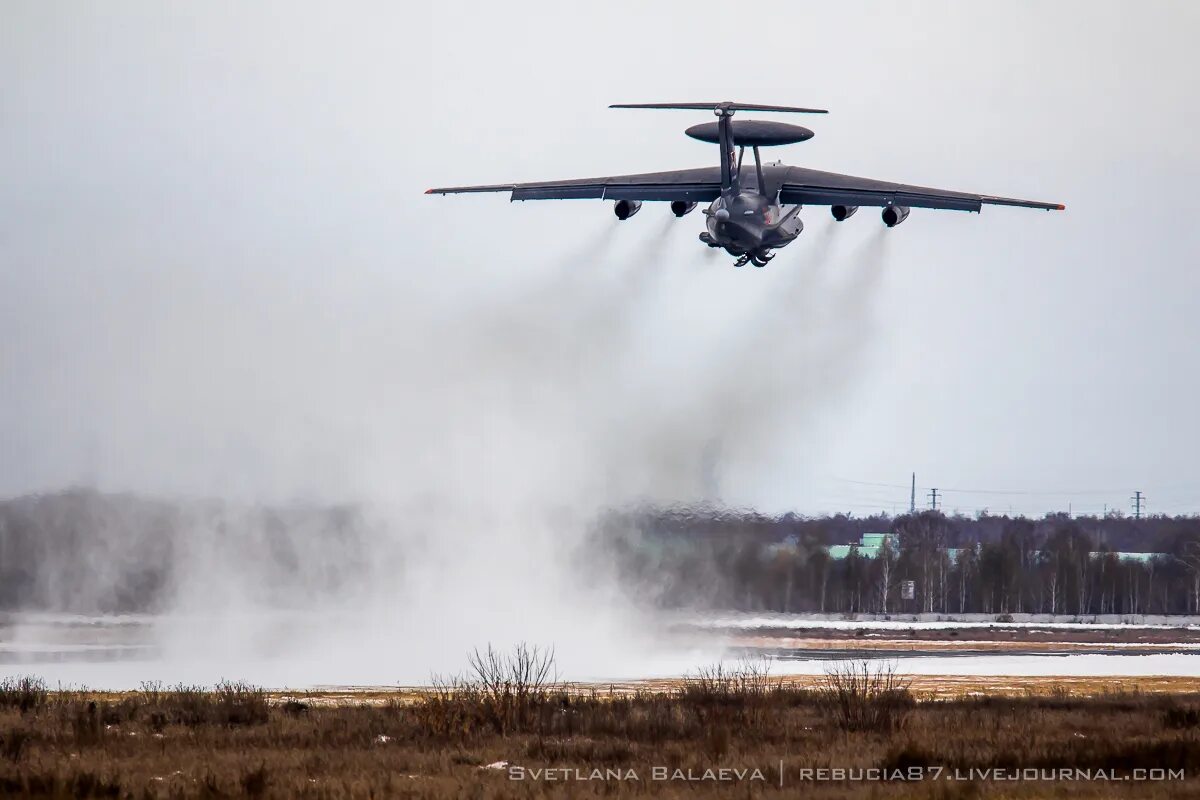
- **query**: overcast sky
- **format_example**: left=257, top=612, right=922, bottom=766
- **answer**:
left=3, top=1, right=1199, bottom=518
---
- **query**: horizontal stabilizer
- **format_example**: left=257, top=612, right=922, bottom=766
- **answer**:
left=610, top=101, right=827, bottom=114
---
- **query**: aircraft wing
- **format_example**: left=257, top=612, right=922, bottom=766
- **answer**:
left=426, top=167, right=722, bottom=202
left=777, top=167, right=1064, bottom=212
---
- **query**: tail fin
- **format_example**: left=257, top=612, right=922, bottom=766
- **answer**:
left=609, top=102, right=828, bottom=114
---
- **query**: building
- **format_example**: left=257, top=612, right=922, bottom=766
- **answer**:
left=827, top=532, right=899, bottom=560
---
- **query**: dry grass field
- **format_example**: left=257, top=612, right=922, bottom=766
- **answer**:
left=3, top=653, right=1200, bottom=798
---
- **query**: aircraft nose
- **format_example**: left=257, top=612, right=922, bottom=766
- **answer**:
left=729, top=222, right=763, bottom=246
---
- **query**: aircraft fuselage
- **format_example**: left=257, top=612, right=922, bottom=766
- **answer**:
left=699, top=163, right=803, bottom=267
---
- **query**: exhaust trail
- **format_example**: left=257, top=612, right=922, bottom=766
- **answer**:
left=614, top=214, right=678, bottom=285
left=602, top=219, right=894, bottom=506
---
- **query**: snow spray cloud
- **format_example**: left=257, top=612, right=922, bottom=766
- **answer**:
left=138, top=217, right=726, bottom=687
left=161, top=218, right=895, bottom=687
left=2, top=199, right=882, bottom=688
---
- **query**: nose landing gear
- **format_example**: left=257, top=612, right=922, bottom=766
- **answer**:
left=733, top=251, right=774, bottom=268
left=705, top=234, right=775, bottom=267
left=749, top=251, right=774, bottom=267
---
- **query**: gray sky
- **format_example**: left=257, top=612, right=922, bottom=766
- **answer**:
left=3, top=1, right=1199, bottom=517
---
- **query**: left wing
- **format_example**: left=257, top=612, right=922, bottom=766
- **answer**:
left=426, top=167, right=722, bottom=203
left=777, top=166, right=1064, bottom=212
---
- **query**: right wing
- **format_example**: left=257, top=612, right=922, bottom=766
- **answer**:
left=778, top=166, right=1064, bottom=212
left=426, top=167, right=722, bottom=202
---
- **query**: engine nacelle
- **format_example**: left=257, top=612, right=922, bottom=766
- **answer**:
left=882, top=205, right=911, bottom=227
left=614, top=199, right=642, bottom=220
left=831, top=205, right=858, bottom=221
left=670, top=200, right=697, bottom=218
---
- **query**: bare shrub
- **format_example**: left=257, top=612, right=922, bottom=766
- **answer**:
left=678, top=659, right=776, bottom=704
left=819, top=659, right=914, bottom=732
left=281, top=699, right=309, bottom=716
left=466, top=643, right=559, bottom=735
left=414, top=675, right=487, bottom=739
left=415, top=643, right=561, bottom=737
left=0, top=676, right=47, bottom=713
left=73, top=680, right=272, bottom=728
left=213, top=681, right=269, bottom=726
left=1164, top=706, right=1200, bottom=729
left=70, top=701, right=104, bottom=747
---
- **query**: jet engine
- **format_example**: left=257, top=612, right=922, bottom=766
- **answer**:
left=614, top=199, right=642, bottom=220
left=882, top=205, right=911, bottom=227
left=670, top=200, right=697, bottom=218
left=831, top=205, right=858, bottom=221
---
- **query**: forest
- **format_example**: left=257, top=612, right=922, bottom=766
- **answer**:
left=592, top=507, right=1200, bottom=617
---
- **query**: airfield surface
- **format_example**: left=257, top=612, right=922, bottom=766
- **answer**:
left=3, top=611, right=1199, bottom=691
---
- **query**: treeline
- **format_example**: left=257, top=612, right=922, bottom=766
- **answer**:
left=5, top=490, right=1200, bottom=618
left=594, top=508, right=1200, bottom=617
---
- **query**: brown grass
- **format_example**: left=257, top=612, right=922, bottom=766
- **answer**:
left=1, top=656, right=1200, bottom=798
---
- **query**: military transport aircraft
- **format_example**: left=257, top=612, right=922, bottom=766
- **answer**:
left=426, top=102, right=1064, bottom=267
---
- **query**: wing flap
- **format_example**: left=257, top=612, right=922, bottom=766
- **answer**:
left=511, top=185, right=604, bottom=200
left=603, top=184, right=721, bottom=202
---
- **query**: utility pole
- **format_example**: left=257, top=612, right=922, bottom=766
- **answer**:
left=910, top=473, right=916, bottom=514
left=928, top=488, right=940, bottom=512
left=1132, top=491, right=1144, bottom=520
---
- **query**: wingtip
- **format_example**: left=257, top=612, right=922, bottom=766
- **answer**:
left=1056, top=203, right=1066, bottom=211
left=424, top=188, right=435, bottom=195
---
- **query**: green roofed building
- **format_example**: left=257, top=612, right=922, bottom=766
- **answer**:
left=827, top=532, right=898, bottom=560
left=1100, top=551, right=1163, bottom=564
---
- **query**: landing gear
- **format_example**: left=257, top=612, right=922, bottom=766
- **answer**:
left=731, top=250, right=773, bottom=267
left=711, top=238, right=775, bottom=267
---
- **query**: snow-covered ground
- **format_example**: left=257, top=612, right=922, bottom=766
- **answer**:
left=4, top=611, right=1200, bottom=690
left=680, top=611, right=1200, bottom=631
left=769, top=652, right=1200, bottom=677
left=8, top=649, right=1199, bottom=690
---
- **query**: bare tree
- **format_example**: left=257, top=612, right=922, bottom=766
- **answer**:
left=1175, top=541, right=1200, bottom=614
left=877, top=537, right=896, bottom=613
